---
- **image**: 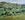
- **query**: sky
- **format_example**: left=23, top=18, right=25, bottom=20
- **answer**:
left=0, top=0, right=25, bottom=4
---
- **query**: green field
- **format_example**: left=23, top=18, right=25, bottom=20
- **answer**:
left=0, top=14, right=25, bottom=20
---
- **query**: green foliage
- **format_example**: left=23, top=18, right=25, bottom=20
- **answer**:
left=0, top=2, right=25, bottom=16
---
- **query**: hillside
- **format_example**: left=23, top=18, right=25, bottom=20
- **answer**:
left=0, top=2, right=25, bottom=16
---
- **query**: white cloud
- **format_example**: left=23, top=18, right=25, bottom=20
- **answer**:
left=0, top=0, right=17, bottom=3
left=0, top=0, right=25, bottom=4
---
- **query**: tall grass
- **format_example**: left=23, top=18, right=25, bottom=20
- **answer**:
left=0, top=14, right=25, bottom=20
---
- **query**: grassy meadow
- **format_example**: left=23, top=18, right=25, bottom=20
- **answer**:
left=0, top=14, right=25, bottom=20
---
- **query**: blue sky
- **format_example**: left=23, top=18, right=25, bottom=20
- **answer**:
left=0, top=0, right=25, bottom=4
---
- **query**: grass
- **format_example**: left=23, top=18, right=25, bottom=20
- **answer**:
left=0, top=14, right=25, bottom=20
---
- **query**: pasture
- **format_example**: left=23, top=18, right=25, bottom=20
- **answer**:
left=0, top=14, right=25, bottom=20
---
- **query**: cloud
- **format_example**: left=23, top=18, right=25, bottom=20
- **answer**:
left=0, top=0, right=16, bottom=3
left=0, top=0, right=17, bottom=3
left=0, top=0, right=25, bottom=4
left=17, top=0, right=25, bottom=4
